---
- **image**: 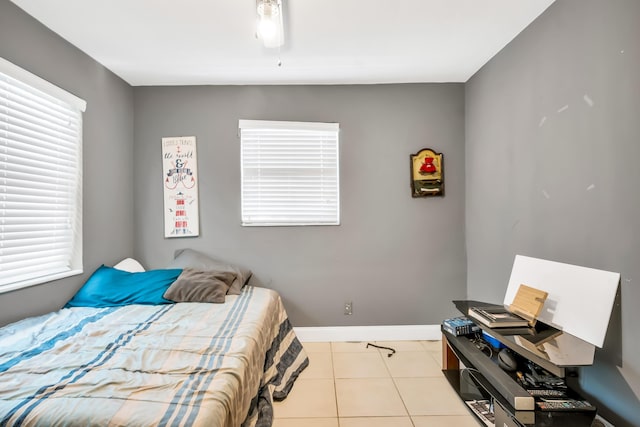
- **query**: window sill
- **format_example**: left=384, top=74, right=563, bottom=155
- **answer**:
left=0, top=269, right=83, bottom=294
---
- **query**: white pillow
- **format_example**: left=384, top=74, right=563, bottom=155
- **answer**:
left=113, top=258, right=146, bottom=273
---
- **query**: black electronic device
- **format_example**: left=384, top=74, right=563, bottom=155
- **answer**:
left=497, top=348, right=518, bottom=371
left=524, top=361, right=566, bottom=389
left=465, top=399, right=495, bottom=426
left=443, top=316, right=481, bottom=336
left=536, top=399, right=596, bottom=412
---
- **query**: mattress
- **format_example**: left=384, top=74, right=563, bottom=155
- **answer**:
left=0, top=286, right=308, bottom=427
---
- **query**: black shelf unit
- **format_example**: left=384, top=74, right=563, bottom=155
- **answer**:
left=442, top=301, right=598, bottom=427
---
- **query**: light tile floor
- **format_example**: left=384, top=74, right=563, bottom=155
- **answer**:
left=273, top=340, right=480, bottom=427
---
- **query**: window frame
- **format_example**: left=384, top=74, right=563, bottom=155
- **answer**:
left=238, top=119, right=340, bottom=227
left=0, top=57, right=85, bottom=293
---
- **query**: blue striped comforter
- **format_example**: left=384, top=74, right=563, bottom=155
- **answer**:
left=0, top=286, right=308, bottom=427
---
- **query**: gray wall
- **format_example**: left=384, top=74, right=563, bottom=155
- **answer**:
left=7, top=0, right=633, bottom=422
left=465, top=0, right=640, bottom=425
left=0, top=0, right=135, bottom=326
left=133, top=84, right=466, bottom=327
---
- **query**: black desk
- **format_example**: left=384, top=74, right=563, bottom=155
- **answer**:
left=442, top=300, right=597, bottom=427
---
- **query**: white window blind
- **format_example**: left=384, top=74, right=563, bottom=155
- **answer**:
left=0, top=57, right=85, bottom=293
left=239, top=120, right=340, bottom=226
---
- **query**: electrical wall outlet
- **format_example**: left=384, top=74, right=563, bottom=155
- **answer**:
left=344, top=301, right=353, bottom=315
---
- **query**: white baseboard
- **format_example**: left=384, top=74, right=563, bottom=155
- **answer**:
left=293, top=324, right=441, bottom=342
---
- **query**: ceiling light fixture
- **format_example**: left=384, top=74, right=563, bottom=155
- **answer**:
left=256, top=0, right=284, bottom=48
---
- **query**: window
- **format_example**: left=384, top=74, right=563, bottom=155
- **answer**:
left=0, top=57, right=86, bottom=293
left=239, top=120, right=340, bottom=226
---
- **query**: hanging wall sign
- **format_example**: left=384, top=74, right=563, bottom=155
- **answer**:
left=410, top=148, right=444, bottom=197
left=162, top=136, right=200, bottom=237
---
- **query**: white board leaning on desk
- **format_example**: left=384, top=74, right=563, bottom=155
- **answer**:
left=503, top=255, right=620, bottom=348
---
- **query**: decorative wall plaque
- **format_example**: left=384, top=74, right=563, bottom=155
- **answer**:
left=410, top=148, right=444, bottom=197
left=162, top=136, right=199, bottom=237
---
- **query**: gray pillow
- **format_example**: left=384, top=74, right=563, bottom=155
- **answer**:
left=168, top=249, right=252, bottom=295
left=163, top=268, right=236, bottom=303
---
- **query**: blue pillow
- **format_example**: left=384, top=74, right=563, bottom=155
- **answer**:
left=65, top=265, right=183, bottom=308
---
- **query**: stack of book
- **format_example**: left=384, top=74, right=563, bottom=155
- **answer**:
left=468, top=306, right=529, bottom=328
left=468, top=284, right=549, bottom=329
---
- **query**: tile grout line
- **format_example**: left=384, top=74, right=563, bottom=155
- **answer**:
left=385, top=352, right=417, bottom=427
left=283, top=340, right=474, bottom=427
left=330, top=342, right=340, bottom=425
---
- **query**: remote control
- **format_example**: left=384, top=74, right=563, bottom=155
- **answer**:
left=465, top=400, right=495, bottom=426
left=528, top=389, right=566, bottom=397
left=536, top=399, right=596, bottom=412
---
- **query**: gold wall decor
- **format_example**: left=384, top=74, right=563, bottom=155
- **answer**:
left=410, top=148, right=444, bottom=197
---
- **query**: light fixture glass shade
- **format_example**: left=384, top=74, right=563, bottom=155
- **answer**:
left=256, top=0, right=283, bottom=48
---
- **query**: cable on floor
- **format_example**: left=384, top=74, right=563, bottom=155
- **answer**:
left=366, top=343, right=396, bottom=357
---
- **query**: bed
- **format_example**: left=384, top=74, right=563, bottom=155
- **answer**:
left=0, top=258, right=308, bottom=427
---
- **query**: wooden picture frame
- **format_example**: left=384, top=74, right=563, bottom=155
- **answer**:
left=410, top=148, right=444, bottom=197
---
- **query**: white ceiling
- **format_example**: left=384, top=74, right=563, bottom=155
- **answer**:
left=10, top=0, right=555, bottom=86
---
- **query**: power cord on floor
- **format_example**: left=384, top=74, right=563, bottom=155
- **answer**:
left=366, top=343, right=396, bottom=357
